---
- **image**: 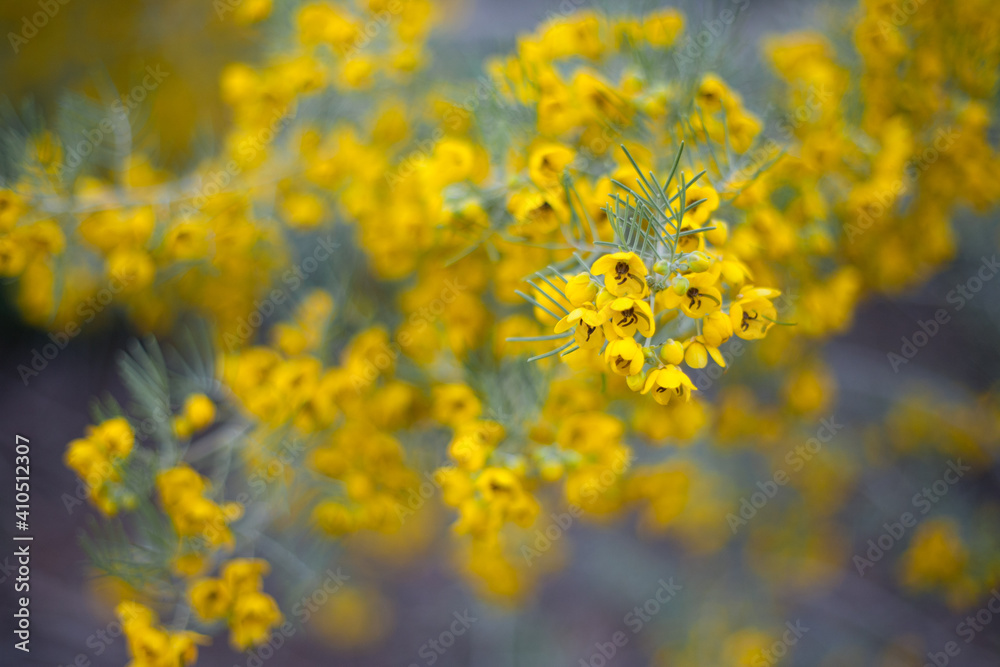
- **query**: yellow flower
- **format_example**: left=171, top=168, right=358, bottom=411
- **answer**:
left=229, top=591, right=282, bottom=650
left=679, top=181, right=720, bottom=227
left=730, top=286, right=781, bottom=339
left=222, top=558, right=271, bottom=597
left=442, top=201, right=489, bottom=245
left=528, top=142, right=576, bottom=190
left=66, top=440, right=108, bottom=481
left=564, top=272, right=598, bottom=306
left=107, top=248, right=156, bottom=293
left=190, top=578, right=233, bottom=621
left=339, top=57, right=375, bottom=90
left=427, top=469, right=469, bottom=511
left=591, top=252, right=648, bottom=298
left=156, top=464, right=237, bottom=547
left=117, top=602, right=206, bottom=667
left=675, top=219, right=706, bottom=254
left=432, top=137, right=489, bottom=186
left=63, top=438, right=108, bottom=481
left=0, top=236, right=28, bottom=276
left=125, top=622, right=172, bottom=666
left=473, top=466, right=538, bottom=528
left=233, top=0, right=271, bottom=24
left=168, top=632, right=209, bottom=667
left=604, top=338, right=645, bottom=376
left=718, top=253, right=752, bottom=286
left=19, top=218, right=65, bottom=256
left=554, top=303, right=605, bottom=350
left=172, top=415, right=193, bottom=440
left=475, top=467, right=521, bottom=502
left=727, top=109, right=762, bottom=153
left=156, top=465, right=207, bottom=509
left=183, top=394, right=216, bottom=432
left=117, top=601, right=156, bottom=629
left=702, top=310, right=734, bottom=347
left=695, top=74, right=735, bottom=113
left=432, top=383, right=482, bottom=427
left=313, top=500, right=356, bottom=535
left=170, top=496, right=233, bottom=545
left=297, top=3, right=360, bottom=48
left=305, top=584, right=391, bottom=649
left=901, top=519, right=968, bottom=590
left=641, top=365, right=697, bottom=405
left=298, top=289, right=336, bottom=324
left=449, top=420, right=504, bottom=471
left=391, top=45, right=424, bottom=73
left=219, top=63, right=260, bottom=105
left=540, top=12, right=605, bottom=60
left=643, top=8, right=684, bottom=48
left=281, top=190, right=326, bottom=228
left=605, top=296, right=655, bottom=339
left=0, top=189, right=26, bottom=232
left=64, top=417, right=137, bottom=515
left=661, top=272, right=722, bottom=318
left=706, top=219, right=729, bottom=245
left=574, top=69, right=632, bottom=127
left=507, top=189, right=568, bottom=239
left=88, top=417, right=135, bottom=458
left=613, top=17, right=643, bottom=48
left=171, top=552, right=209, bottom=578
left=537, top=87, right=582, bottom=136
left=162, top=220, right=209, bottom=261
left=784, top=363, right=834, bottom=414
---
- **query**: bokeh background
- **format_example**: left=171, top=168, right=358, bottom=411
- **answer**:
left=2, top=0, right=1000, bottom=666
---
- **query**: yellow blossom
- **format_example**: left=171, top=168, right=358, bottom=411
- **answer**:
left=591, top=252, right=649, bottom=298
left=604, top=338, right=645, bottom=376
left=642, top=365, right=697, bottom=405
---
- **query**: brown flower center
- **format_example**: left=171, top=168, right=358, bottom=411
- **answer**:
left=614, top=261, right=630, bottom=284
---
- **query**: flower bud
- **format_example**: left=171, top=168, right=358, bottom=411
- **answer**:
left=706, top=219, right=728, bottom=246
left=686, top=251, right=711, bottom=272
left=626, top=370, right=647, bottom=392
left=685, top=340, right=708, bottom=369
left=672, top=276, right=690, bottom=295
left=565, top=272, right=598, bottom=306
left=659, top=339, right=684, bottom=365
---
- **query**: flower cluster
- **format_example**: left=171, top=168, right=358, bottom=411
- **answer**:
left=156, top=465, right=243, bottom=575
left=310, top=423, right=421, bottom=535
left=63, top=417, right=135, bottom=515
left=189, top=559, right=283, bottom=650
left=430, top=391, right=541, bottom=599
left=118, top=601, right=207, bottom=667
left=171, top=394, right=217, bottom=440
left=36, top=1, right=1000, bottom=665
left=544, top=245, right=781, bottom=406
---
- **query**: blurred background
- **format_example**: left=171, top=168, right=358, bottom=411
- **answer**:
left=2, top=0, right=999, bottom=666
